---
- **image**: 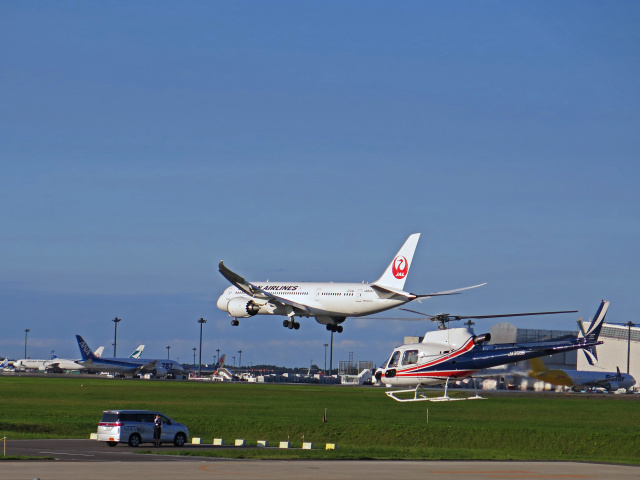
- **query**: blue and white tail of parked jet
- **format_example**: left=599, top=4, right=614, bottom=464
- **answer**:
left=75, top=335, right=184, bottom=378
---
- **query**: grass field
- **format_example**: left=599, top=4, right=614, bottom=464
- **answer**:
left=1, top=375, right=638, bottom=464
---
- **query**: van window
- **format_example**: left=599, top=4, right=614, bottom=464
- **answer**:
left=402, top=350, right=419, bottom=365
left=120, top=413, right=138, bottom=422
left=138, top=413, right=155, bottom=423
left=100, top=413, right=118, bottom=423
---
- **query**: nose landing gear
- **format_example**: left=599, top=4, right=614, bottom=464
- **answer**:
left=231, top=318, right=240, bottom=326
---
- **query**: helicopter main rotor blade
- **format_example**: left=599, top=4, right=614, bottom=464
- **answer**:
left=399, top=308, right=434, bottom=317
left=450, top=310, right=578, bottom=320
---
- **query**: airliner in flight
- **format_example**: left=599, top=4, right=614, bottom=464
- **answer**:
left=217, top=233, right=485, bottom=333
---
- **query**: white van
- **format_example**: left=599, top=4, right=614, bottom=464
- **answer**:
left=97, top=410, right=189, bottom=447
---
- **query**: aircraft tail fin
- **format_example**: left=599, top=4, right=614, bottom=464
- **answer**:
left=76, top=335, right=98, bottom=361
left=94, top=346, right=104, bottom=358
left=528, top=357, right=549, bottom=375
left=373, top=233, right=420, bottom=291
left=0, top=358, right=9, bottom=368
left=582, top=300, right=609, bottom=365
left=129, top=345, right=145, bottom=359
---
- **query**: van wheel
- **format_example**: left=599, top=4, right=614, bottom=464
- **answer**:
left=128, top=433, right=142, bottom=447
left=174, top=432, right=186, bottom=447
left=106, top=441, right=118, bottom=447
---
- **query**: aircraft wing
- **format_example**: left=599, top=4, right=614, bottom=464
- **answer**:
left=219, top=261, right=311, bottom=314
left=219, top=261, right=266, bottom=297
left=140, top=360, right=158, bottom=372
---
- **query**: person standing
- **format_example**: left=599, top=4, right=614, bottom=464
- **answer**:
left=154, top=414, right=162, bottom=447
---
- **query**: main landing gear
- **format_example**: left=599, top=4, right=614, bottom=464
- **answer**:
left=326, top=324, right=343, bottom=333
left=283, top=319, right=300, bottom=330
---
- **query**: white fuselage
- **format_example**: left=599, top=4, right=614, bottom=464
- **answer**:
left=13, top=358, right=85, bottom=372
left=217, top=282, right=411, bottom=322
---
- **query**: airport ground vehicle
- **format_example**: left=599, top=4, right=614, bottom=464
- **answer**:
left=97, top=410, right=189, bottom=447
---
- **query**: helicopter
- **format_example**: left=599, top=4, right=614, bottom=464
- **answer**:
left=374, top=300, right=608, bottom=402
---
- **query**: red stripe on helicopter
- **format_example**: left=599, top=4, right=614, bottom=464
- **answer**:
left=393, top=337, right=477, bottom=376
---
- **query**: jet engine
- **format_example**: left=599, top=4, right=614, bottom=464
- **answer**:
left=151, top=367, right=168, bottom=377
left=605, top=381, right=620, bottom=391
left=473, top=333, right=491, bottom=345
left=226, top=297, right=261, bottom=318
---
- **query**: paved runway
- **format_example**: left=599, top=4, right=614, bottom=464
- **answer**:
left=3, top=440, right=638, bottom=480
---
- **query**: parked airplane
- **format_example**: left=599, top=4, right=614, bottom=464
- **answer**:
left=13, top=357, right=85, bottom=373
left=1, top=357, right=13, bottom=372
left=528, top=357, right=636, bottom=392
left=75, top=335, right=184, bottom=378
left=13, top=344, right=145, bottom=373
left=374, top=301, right=608, bottom=402
left=217, top=233, right=485, bottom=333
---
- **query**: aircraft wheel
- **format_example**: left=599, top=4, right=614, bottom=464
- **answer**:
left=231, top=319, right=239, bottom=326
left=288, top=321, right=294, bottom=329
left=294, top=322, right=300, bottom=330
left=337, top=325, right=343, bottom=333
left=283, top=319, right=290, bottom=328
left=326, top=325, right=332, bottom=331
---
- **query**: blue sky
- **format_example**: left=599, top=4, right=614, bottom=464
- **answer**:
left=2, top=2, right=639, bottom=368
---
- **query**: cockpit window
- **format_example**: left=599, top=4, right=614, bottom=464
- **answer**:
left=388, top=351, right=401, bottom=368
left=402, top=350, right=419, bottom=365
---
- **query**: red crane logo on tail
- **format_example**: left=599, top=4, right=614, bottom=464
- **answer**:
left=392, top=256, right=408, bottom=279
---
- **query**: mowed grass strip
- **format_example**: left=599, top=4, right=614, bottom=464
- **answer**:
left=1, top=376, right=638, bottom=463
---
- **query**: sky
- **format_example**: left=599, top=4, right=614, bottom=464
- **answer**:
left=1, top=1, right=639, bottom=368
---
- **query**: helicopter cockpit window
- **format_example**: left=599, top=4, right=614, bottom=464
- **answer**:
left=379, top=354, right=392, bottom=369
left=401, top=350, right=419, bottom=365
left=388, top=351, right=401, bottom=368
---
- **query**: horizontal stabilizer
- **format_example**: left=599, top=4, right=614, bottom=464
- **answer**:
left=371, top=284, right=416, bottom=299
left=417, top=283, right=487, bottom=298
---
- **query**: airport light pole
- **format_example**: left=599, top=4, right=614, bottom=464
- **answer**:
left=24, top=329, right=30, bottom=358
left=216, top=348, right=220, bottom=365
left=323, top=343, right=328, bottom=376
left=193, top=347, right=197, bottom=365
left=329, top=331, right=334, bottom=377
left=238, top=350, right=242, bottom=369
left=232, top=356, right=236, bottom=367
left=626, top=321, right=635, bottom=374
left=198, top=318, right=207, bottom=376
left=112, top=317, right=121, bottom=357
left=166, top=346, right=171, bottom=359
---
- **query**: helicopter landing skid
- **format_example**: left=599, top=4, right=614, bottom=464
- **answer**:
left=385, top=377, right=486, bottom=402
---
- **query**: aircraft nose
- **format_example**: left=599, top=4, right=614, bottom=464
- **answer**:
left=216, top=294, right=227, bottom=310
